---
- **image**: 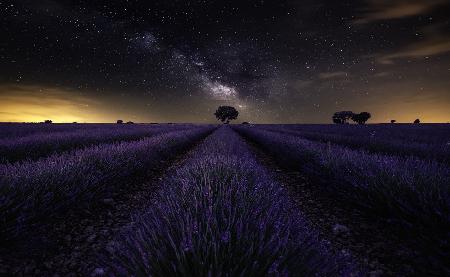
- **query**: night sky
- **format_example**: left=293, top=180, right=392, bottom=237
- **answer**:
left=1, top=0, right=449, bottom=123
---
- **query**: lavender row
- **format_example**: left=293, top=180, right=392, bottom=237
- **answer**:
left=271, top=124, right=450, bottom=145
left=102, top=127, right=355, bottom=276
left=0, top=123, right=115, bottom=139
left=0, top=127, right=214, bottom=244
left=234, top=127, right=449, bottom=252
left=261, top=125, right=450, bottom=164
left=0, top=124, right=195, bottom=164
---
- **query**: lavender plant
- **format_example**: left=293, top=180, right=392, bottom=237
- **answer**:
left=0, top=127, right=214, bottom=244
left=0, top=124, right=196, bottom=164
left=103, top=127, right=356, bottom=276
left=261, top=125, right=450, bottom=164
left=234, top=126, right=450, bottom=265
left=268, top=123, right=450, bottom=144
left=0, top=123, right=106, bottom=139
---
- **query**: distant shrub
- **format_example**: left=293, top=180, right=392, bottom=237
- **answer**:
left=391, top=120, right=396, bottom=124
left=126, top=121, right=134, bottom=124
left=242, top=121, right=250, bottom=124
left=351, top=112, right=371, bottom=124
left=117, top=120, right=123, bottom=124
left=44, top=120, right=52, bottom=124
left=414, top=119, right=421, bottom=124
left=332, top=111, right=354, bottom=124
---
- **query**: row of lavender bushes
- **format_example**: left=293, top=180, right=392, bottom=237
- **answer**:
left=0, top=123, right=108, bottom=139
left=101, top=127, right=357, bottom=276
left=274, top=124, right=450, bottom=144
left=234, top=126, right=449, bottom=269
left=0, top=127, right=214, bottom=244
left=0, top=124, right=194, bottom=164
left=261, top=125, right=450, bottom=164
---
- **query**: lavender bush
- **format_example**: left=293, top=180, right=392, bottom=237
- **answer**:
left=0, top=127, right=214, bottom=243
left=261, top=125, right=450, bottom=164
left=234, top=127, right=450, bottom=240
left=103, top=127, right=356, bottom=276
left=269, top=123, right=450, bottom=144
left=0, top=123, right=106, bottom=139
left=0, top=124, right=195, bottom=164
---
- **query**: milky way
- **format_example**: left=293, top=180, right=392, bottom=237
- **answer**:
left=1, top=0, right=449, bottom=123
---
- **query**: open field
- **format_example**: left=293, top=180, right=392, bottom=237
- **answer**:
left=0, top=123, right=448, bottom=276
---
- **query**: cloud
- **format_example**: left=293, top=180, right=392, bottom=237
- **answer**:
left=318, top=71, right=350, bottom=79
left=377, top=38, right=450, bottom=64
left=373, top=71, right=391, bottom=78
left=354, top=0, right=446, bottom=24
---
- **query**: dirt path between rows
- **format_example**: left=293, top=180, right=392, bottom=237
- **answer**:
left=242, top=137, right=442, bottom=277
left=0, top=135, right=211, bottom=277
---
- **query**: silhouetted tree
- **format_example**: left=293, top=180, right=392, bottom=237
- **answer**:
left=351, top=112, right=371, bottom=124
left=73, top=122, right=78, bottom=124
left=117, top=120, right=123, bottom=124
left=390, top=120, right=396, bottom=124
left=414, top=119, right=420, bottom=124
left=44, top=120, right=52, bottom=124
left=214, top=106, right=239, bottom=124
left=332, top=111, right=354, bottom=124
left=126, top=121, right=134, bottom=124
left=242, top=121, right=250, bottom=124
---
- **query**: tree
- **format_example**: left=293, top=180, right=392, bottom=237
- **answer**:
left=214, top=106, right=239, bottom=124
left=414, top=119, right=420, bottom=124
left=126, top=121, right=134, bottom=124
left=242, top=122, right=250, bottom=124
left=117, top=120, right=123, bottom=124
left=332, top=111, right=354, bottom=124
left=44, top=120, right=52, bottom=124
left=351, top=112, right=371, bottom=124
left=390, top=120, right=396, bottom=124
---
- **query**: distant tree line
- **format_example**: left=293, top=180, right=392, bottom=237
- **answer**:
left=117, top=120, right=134, bottom=124
left=332, top=112, right=423, bottom=124
left=332, top=111, right=371, bottom=124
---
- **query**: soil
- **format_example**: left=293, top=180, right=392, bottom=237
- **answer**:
left=242, top=137, right=444, bottom=277
left=0, top=137, right=207, bottom=277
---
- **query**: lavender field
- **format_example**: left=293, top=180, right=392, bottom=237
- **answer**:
left=0, top=123, right=449, bottom=276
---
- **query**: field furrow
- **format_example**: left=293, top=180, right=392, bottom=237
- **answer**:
left=260, top=125, right=450, bottom=164
left=0, top=123, right=110, bottom=139
left=0, top=124, right=197, bottom=164
left=234, top=125, right=450, bottom=275
left=99, top=126, right=357, bottom=276
left=0, top=127, right=215, bottom=248
left=1, top=123, right=448, bottom=276
left=0, top=126, right=213, bottom=275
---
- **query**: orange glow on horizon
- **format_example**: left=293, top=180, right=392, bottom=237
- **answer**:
left=0, top=85, right=123, bottom=123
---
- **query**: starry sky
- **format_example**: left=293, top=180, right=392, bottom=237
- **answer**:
left=1, top=0, right=449, bottom=123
